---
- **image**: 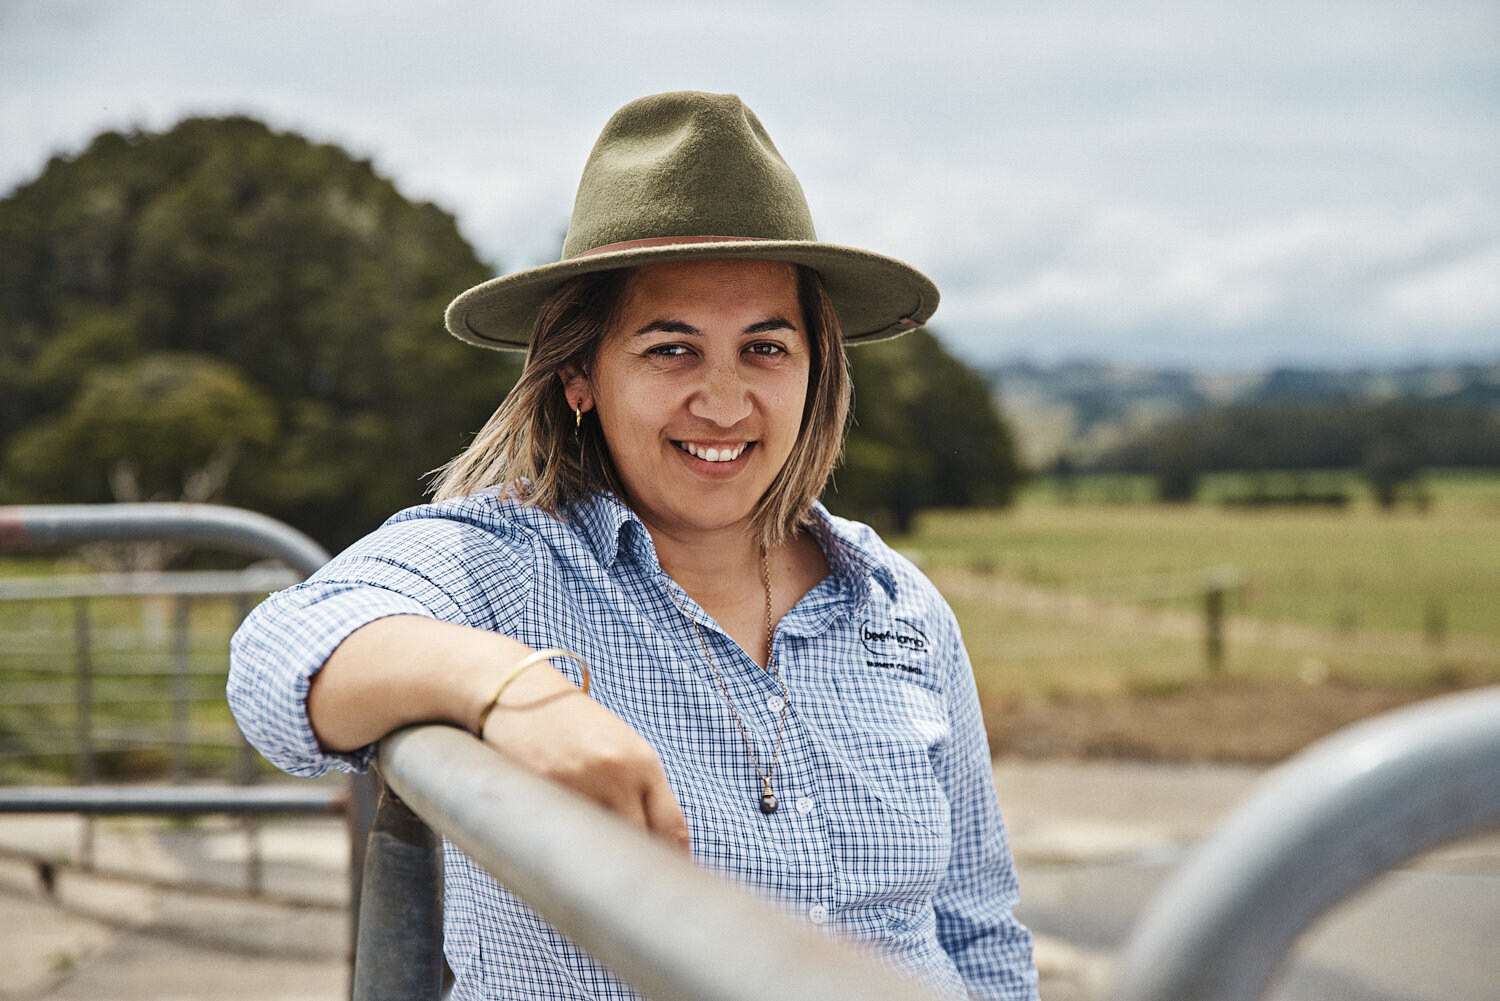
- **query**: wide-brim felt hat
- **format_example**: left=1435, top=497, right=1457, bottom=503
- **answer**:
left=445, top=91, right=939, bottom=350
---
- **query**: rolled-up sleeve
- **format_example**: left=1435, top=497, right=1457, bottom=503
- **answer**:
left=929, top=610, right=1039, bottom=1000
left=227, top=510, right=534, bottom=778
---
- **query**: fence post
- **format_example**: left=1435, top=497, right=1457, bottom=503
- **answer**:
left=1203, top=584, right=1224, bottom=674
left=73, top=595, right=96, bottom=868
left=1202, top=566, right=1240, bottom=675
left=352, top=786, right=443, bottom=1001
left=171, top=593, right=191, bottom=783
left=233, top=591, right=265, bottom=896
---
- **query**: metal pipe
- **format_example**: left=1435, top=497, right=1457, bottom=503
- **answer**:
left=1105, top=685, right=1500, bottom=1001
left=72, top=595, right=97, bottom=868
left=0, top=503, right=330, bottom=578
left=0, top=503, right=360, bottom=986
left=352, top=787, right=444, bottom=1001
left=0, top=567, right=302, bottom=600
left=345, top=770, right=382, bottom=978
left=377, top=724, right=947, bottom=1001
left=72, top=596, right=95, bottom=786
left=235, top=591, right=265, bottom=896
left=0, top=784, right=346, bottom=815
left=172, top=593, right=192, bottom=783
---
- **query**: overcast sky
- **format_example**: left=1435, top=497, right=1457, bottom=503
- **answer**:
left=3, top=0, right=1497, bottom=369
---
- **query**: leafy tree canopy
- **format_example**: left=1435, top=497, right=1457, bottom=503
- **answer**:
left=0, top=116, right=519, bottom=549
left=830, top=328, right=1022, bottom=532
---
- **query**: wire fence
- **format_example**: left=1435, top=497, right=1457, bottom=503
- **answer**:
left=0, top=567, right=300, bottom=786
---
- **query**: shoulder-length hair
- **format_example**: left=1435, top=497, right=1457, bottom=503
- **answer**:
left=430, top=263, right=850, bottom=550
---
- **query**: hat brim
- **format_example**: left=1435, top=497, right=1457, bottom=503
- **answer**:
left=444, top=240, right=939, bottom=351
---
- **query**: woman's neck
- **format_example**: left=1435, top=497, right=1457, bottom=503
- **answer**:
left=649, top=523, right=763, bottom=608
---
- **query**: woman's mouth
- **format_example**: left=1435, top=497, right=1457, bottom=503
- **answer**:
left=675, top=441, right=750, bottom=463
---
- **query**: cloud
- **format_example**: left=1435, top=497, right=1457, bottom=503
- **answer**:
left=923, top=190, right=1500, bottom=364
left=1, top=0, right=1496, bottom=367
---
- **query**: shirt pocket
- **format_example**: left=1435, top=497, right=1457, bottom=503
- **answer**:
left=826, top=668, right=952, bottom=837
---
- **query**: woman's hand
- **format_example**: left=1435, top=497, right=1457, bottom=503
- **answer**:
left=478, top=660, right=691, bottom=851
left=309, top=615, right=689, bottom=850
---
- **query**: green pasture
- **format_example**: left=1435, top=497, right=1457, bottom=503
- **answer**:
left=906, top=471, right=1500, bottom=636
left=899, top=470, right=1500, bottom=698
left=0, top=589, right=266, bottom=784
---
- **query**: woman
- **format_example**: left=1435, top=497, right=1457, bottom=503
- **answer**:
left=229, top=91, right=1038, bottom=1000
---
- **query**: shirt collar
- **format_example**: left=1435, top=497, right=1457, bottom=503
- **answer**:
left=566, top=491, right=648, bottom=571
left=805, top=501, right=900, bottom=606
left=565, top=493, right=900, bottom=605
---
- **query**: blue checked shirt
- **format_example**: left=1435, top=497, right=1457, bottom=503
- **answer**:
left=228, top=490, right=1038, bottom=1000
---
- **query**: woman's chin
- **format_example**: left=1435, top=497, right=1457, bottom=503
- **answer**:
left=633, top=495, right=760, bottom=541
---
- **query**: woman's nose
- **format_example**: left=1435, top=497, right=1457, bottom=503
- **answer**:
left=689, top=361, right=753, bottom=427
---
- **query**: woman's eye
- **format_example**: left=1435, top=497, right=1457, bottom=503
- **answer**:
left=747, top=342, right=785, bottom=357
left=646, top=344, right=690, bottom=358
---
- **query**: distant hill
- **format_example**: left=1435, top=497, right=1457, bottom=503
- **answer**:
left=991, top=359, right=1500, bottom=469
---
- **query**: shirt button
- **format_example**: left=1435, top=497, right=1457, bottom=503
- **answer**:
left=796, top=796, right=814, bottom=815
left=808, top=904, right=828, bottom=924
left=767, top=695, right=786, bottom=713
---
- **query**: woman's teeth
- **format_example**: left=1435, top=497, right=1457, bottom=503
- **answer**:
left=679, top=442, right=747, bottom=463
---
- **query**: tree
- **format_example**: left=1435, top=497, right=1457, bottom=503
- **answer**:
left=5, top=353, right=276, bottom=504
left=0, top=117, right=520, bottom=550
left=829, top=329, right=1023, bottom=532
left=1152, top=427, right=1202, bottom=503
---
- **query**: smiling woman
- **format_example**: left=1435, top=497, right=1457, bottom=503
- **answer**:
left=227, top=91, right=1038, bottom=1001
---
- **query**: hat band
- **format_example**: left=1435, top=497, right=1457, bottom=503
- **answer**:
left=570, top=235, right=774, bottom=259
left=569, top=234, right=925, bottom=332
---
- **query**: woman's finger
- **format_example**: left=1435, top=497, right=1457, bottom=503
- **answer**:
left=643, top=780, right=691, bottom=852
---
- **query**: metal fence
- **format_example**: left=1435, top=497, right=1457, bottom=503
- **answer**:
left=0, top=503, right=374, bottom=913
left=1103, top=684, right=1500, bottom=1001
left=0, top=568, right=299, bottom=781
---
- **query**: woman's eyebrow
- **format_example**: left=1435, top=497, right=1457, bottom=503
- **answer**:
left=634, top=319, right=699, bottom=336
left=633, top=316, right=798, bottom=337
left=744, top=317, right=797, bottom=335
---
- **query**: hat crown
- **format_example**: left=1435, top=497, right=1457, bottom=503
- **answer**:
left=561, top=92, right=818, bottom=259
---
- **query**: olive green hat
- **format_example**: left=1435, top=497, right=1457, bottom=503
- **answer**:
left=445, top=91, right=939, bottom=350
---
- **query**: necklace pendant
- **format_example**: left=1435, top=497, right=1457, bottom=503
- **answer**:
left=759, top=791, right=779, bottom=814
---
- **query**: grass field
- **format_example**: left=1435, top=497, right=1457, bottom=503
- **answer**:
left=0, top=588, right=264, bottom=784
left=895, top=470, right=1500, bottom=759
left=905, top=470, right=1500, bottom=640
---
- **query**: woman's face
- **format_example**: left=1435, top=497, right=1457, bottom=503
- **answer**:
left=568, top=258, right=811, bottom=543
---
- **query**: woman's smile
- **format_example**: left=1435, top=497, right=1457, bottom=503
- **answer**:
left=675, top=440, right=750, bottom=464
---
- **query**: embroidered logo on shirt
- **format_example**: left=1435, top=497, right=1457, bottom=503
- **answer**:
left=860, top=619, right=929, bottom=676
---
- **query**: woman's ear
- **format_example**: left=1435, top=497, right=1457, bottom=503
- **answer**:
left=558, top=366, right=593, bottom=413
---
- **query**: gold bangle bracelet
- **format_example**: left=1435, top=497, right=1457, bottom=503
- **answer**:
left=473, top=647, right=591, bottom=737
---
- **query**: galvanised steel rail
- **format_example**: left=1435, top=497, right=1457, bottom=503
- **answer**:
left=367, top=724, right=949, bottom=1001
left=0, top=566, right=302, bottom=599
left=0, top=503, right=330, bottom=579
left=0, top=784, right=345, bottom=815
left=1104, top=685, right=1500, bottom=1001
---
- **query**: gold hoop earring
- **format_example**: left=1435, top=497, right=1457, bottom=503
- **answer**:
left=574, top=403, right=583, bottom=433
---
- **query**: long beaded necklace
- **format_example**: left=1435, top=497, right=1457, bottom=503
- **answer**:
left=674, top=546, right=791, bottom=814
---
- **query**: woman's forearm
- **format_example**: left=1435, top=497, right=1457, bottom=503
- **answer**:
left=304, top=612, right=690, bottom=848
left=306, top=614, right=533, bottom=751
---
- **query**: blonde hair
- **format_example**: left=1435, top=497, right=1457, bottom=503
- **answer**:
left=430, top=264, right=850, bottom=550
